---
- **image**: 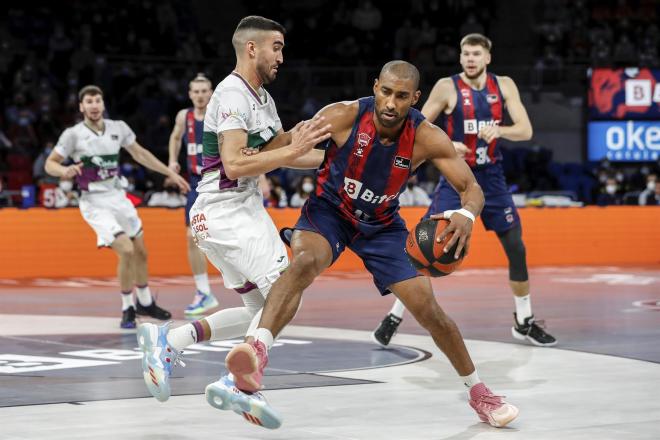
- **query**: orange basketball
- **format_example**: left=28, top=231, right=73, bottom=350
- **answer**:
left=405, top=218, right=466, bottom=277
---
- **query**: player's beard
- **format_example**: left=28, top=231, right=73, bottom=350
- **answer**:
left=463, top=65, right=486, bottom=79
left=257, top=61, right=277, bottom=85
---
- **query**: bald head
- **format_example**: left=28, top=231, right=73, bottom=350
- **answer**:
left=379, top=60, right=420, bottom=90
left=232, top=15, right=286, bottom=56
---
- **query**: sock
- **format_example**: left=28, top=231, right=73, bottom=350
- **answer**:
left=120, top=290, right=134, bottom=311
left=166, top=320, right=209, bottom=351
left=460, top=370, right=481, bottom=390
left=390, top=298, right=406, bottom=319
left=193, top=273, right=211, bottom=295
left=135, top=284, right=153, bottom=307
left=514, top=294, right=532, bottom=325
left=255, top=328, right=274, bottom=350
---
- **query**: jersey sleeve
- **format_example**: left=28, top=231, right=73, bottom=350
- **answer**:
left=118, top=121, right=137, bottom=147
left=53, top=128, right=76, bottom=159
left=216, top=89, right=251, bottom=133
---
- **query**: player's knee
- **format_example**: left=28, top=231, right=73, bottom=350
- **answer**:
left=290, top=251, right=324, bottom=279
left=413, top=302, right=452, bottom=333
left=112, top=234, right=134, bottom=258
left=134, top=243, right=148, bottom=261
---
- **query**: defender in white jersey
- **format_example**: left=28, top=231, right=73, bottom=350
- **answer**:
left=136, top=16, right=330, bottom=427
left=45, top=85, right=190, bottom=329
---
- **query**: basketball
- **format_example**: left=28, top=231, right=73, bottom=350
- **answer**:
left=405, top=218, right=465, bottom=277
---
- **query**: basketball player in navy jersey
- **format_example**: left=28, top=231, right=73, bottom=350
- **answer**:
left=374, top=34, right=557, bottom=347
left=167, top=74, right=219, bottom=315
left=223, top=61, right=520, bottom=428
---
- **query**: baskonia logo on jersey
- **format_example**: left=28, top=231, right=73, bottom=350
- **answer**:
left=355, top=132, right=371, bottom=157
left=463, top=119, right=500, bottom=135
left=343, top=177, right=399, bottom=204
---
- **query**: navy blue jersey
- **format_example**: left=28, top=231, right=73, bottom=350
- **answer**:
left=442, top=73, right=504, bottom=168
left=184, top=108, right=204, bottom=175
left=314, top=97, right=425, bottom=233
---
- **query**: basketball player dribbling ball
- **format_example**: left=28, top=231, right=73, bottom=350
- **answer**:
left=45, top=85, right=190, bottom=329
left=137, top=16, right=331, bottom=425
left=167, top=73, right=220, bottom=315
left=374, top=34, right=557, bottom=348
left=223, top=60, right=520, bottom=428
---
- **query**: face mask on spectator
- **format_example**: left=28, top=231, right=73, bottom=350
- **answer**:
left=605, top=184, right=617, bottom=195
left=59, top=180, right=73, bottom=192
left=648, top=181, right=656, bottom=191
left=302, top=182, right=314, bottom=193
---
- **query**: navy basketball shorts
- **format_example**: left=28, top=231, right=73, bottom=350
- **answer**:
left=185, top=174, right=202, bottom=226
left=426, top=163, right=520, bottom=233
left=295, top=197, right=419, bottom=295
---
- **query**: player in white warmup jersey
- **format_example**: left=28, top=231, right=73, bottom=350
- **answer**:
left=45, top=85, right=190, bottom=329
left=137, top=16, right=330, bottom=428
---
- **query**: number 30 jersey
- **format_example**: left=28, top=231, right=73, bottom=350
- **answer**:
left=442, top=73, right=504, bottom=169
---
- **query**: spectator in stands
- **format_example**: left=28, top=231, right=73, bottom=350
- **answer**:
left=54, top=178, right=79, bottom=208
left=597, top=177, right=623, bottom=206
left=399, top=175, right=431, bottom=207
left=638, top=173, right=658, bottom=205
left=645, top=181, right=660, bottom=206
left=32, top=140, right=58, bottom=185
left=289, top=175, right=315, bottom=208
left=264, top=175, right=288, bottom=208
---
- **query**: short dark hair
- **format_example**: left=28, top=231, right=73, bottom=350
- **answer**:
left=460, top=33, right=492, bottom=51
left=379, top=60, right=420, bottom=90
left=78, top=85, right=103, bottom=102
left=189, top=73, right=212, bottom=89
left=234, top=15, right=286, bottom=36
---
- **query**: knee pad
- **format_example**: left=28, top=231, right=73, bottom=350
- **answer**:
left=497, top=226, right=528, bottom=282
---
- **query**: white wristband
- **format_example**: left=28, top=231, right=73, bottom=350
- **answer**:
left=442, top=208, right=475, bottom=222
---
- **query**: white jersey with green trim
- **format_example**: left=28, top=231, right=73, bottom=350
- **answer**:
left=54, top=119, right=136, bottom=193
left=197, top=72, right=282, bottom=194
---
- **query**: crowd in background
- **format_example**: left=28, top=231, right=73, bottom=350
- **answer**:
left=1, top=0, right=659, bottom=208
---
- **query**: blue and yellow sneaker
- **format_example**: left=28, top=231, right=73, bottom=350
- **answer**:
left=205, top=374, right=283, bottom=429
left=184, top=290, right=219, bottom=316
left=137, top=322, right=185, bottom=402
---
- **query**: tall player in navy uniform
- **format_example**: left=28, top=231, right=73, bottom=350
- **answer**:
left=374, top=34, right=557, bottom=348
left=168, top=74, right=219, bottom=315
left=222, top=61, right=520, bottom=428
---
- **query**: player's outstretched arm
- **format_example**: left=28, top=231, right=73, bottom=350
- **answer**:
left=222, top=116, right=331, bottom=180
left=125, top=142, right=191, bottom=193
left=416, top=121, right=484, bottom=258
left=167, top=109, right=187, bottom=173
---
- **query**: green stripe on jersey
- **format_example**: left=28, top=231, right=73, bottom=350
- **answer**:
left=203, top=131, right=218, bottom=157
left=80, top=154, right=119, bottom=169
left=247, top=127, right=277, bottom=150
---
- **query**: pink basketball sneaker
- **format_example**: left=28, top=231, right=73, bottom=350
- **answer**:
left=225, top=341, right=268, bottom=393
left=469, top=383, right=519, bottom=428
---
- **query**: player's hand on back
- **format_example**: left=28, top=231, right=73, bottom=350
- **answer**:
left=168, top=161, right=181, bottom=174
left=429, top=211, right=474, bottom=259
left=289, top=115, right=331, bottom=156
left=63, top=163, right=83, bottom=179
left=452, top=142, right=469, bottom=159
